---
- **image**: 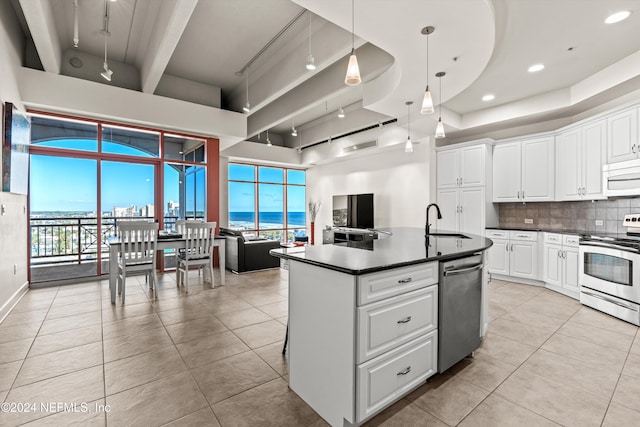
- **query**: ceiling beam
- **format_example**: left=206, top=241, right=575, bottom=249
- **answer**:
left=19, top=0, right=62, bottom=74
left=140, top=0, right=198, bottom=94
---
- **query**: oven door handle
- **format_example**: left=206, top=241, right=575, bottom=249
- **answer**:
left=579, top=240, right=640, bottom=254
left=581, top=290, right=639, bottom=312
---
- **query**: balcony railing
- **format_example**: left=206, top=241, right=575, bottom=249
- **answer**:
left=30, top=216, right=181, bottom=266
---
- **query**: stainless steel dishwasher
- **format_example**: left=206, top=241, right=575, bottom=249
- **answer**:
left=438, top=253, right=484, bottom=373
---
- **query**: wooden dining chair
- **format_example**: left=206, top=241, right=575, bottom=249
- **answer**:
left=117, top=222, right=159, bottom=302
left=177, top=221, right=217, bottom=293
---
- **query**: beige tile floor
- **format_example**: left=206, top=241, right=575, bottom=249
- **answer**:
left=1, top=271, right=640, bottom=426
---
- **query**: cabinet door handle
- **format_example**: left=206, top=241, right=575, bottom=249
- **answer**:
left=397, top=366, right=411, bottom=376
left=459, top=177, right=463, bottom=186
left=558, top=251, right=562, bottom=258
left=397, top=278, right=412, bottom=284
left=633, top=144, right=637, bottom=154
left=505, top=244, right=508, bottom=252
left=460, top=205, right=463, bottom=213
left=522, top=190, right=525, bottom=199
left=510, top=243, right=514, bottom=251
left=397, top=316, right=412, bottom=324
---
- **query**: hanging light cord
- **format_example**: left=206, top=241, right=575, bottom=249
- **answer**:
left=103, top=0, right=110, bottom=65
left=351, top=0, right=355, bottom=50
left=439, top=75, right=442, bottom=119
left=245, top=71, right=249, bottom=104
left=308, top=12, right=312, bottom=56
left=73, top=0, right=79, bottom=48
left=426, top=33, right=429, bottom=87
left=408, top=104, right=411, bottom=138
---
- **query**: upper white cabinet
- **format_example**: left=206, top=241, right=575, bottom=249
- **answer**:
left=493, top=137, right=555, bottom=202
left=607, top=107, right=638, bottom=164
left=436, top=145, right=486, bottom=189
left=436, top=142, right=497, bottom=234
left=556, top=119, right=606, bottom=201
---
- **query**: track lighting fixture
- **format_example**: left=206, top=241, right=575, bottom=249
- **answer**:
left=306, top=12, right=316, bottom=71
left=242, top=70, right=251, bottom=113
left=266, top=129, right=272, bottom=147
left=344, top=0, right=361, bottom=85
left=420, top=26, right=435, bottom=114
left=435, top=72, right=446, bottom=139
left=405, top=101, right=413, bottom=153
left=291, top=125, right=298, bottom=137
left=101, top=0, right=113, bottom=82
left=338, top=107, right=345, bottom=118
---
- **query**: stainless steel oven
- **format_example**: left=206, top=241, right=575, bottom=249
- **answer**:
left=579, top=224, right=640, bottom=326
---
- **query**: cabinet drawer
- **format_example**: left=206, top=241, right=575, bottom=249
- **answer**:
left=358, top=262, right=437, bottom=306
left=357, top=331, right=437, bottom=423
left=357, top=286, right=437, bottom=363
left=509, top=230, right=537, bottom=241
left=486, top=229, right=508, bottom=239
left=563, top=234, right=579, bottom=247
left=544, top=233, right=562, bottom=244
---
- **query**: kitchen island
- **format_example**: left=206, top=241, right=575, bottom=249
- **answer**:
left=271, top=227, right=493, bottom=426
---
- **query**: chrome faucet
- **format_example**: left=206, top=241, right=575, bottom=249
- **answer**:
left=425, top=203, right=442, bottom=236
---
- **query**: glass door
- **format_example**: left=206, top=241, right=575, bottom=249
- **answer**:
left=29, top=155, right=98, bottom=282
left=101, top=161, right=155, bottom=274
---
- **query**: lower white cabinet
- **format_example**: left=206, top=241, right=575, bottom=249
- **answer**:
left=437, top=187, right=486, bottom=236
left=486, top=229, right=538, bottom=281
left=542, top=233, right=579, bottom=298
left=357, top=331, right=437, bottom=422
left=288, top=261, right=438, bottom=426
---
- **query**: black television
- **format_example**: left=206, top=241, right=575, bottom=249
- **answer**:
left=332, top=193, right=374, bottom=229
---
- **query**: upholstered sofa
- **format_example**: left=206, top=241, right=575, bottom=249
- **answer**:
left=219, top=228, right=281, bottom=273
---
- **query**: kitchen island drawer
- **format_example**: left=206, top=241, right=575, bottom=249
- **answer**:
left=358, top=262, right=437, bottom=306
left=357, top=330, right=437, bottom=423
left=357, top=286, right=437, bottom=363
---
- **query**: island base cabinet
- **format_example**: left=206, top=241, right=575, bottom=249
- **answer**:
left=357, top=331, right=438, bottom=423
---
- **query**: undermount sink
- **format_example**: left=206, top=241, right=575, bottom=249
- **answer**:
left=427, top=233, right=471, bottom=239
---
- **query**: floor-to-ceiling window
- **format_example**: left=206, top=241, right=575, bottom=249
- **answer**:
left=228, top=163, right=305, bottom=242
left=28, top=113, right=211, bottom=283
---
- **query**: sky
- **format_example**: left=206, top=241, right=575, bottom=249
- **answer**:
left=30, top=140, right=197, bottom=213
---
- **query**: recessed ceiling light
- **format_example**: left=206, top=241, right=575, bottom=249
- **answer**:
left=482, top=94, right=495, bottom=102
left=605, top=11, right=631, bottom=24
left=528, top=63, right=545, bottom=73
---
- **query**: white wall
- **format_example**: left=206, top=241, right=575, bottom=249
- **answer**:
left=306, top=142, right=432, bottom=243
left=0, top=0, right=29, bottom=319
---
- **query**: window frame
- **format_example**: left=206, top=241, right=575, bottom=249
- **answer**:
left=228, top=162, right=306, bottom=242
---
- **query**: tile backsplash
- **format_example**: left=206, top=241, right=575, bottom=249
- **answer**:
left=497, top=197, right=640, bottom=234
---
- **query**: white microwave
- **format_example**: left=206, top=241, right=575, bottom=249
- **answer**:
left=603, top=159, right=640, bottom=197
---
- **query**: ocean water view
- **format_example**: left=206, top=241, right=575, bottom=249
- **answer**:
left=229, top=211, right=305, bottom=229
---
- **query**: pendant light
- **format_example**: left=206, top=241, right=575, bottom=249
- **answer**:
left=337, top=107, right=345, bottom=118
left=306, top=12, right=316, bottom=71
left=435, top=71, right=446, bottom=139
left=266, top=129, right=272, bottom=147
left=100, top=0, right=113, bottom=81
left=420, top=26, right=435, bottom=114
left=344, top=0, right=361, bottom=85
left=242, top=69, right=251, bottom=113
left=405, top=101, right=413, bottom=153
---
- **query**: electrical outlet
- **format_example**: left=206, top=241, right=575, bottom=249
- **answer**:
left=595, top=219, right=604, bottom=226
left=524, top=218, right=533, bottom=224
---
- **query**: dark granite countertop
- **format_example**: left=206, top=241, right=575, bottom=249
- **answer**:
left=270, top=227, right=493, bottom=275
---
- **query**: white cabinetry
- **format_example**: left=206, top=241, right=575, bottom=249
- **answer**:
left=607, top=107, right=639, bottom=164
left=556, top=120, right=606, bottom=201
left=493, top=137, right=555, bottom=202
left=436, top=187, right=486, bottom=236
left=542, top=233, right=579, bottom=299
left=288, top=261, right=439, bottom=426
left=436, top=142, right=497, bottom=235
left=437, top=145, right=486, bottom=188
left=486, top=230, right=539, bottom=281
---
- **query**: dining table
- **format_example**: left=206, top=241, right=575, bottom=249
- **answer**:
left=107, top=235, right=226, bottom=304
